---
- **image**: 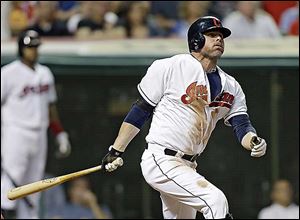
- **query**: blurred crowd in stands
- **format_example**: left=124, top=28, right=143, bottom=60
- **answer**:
left=1, top=1, right=299, bottom=41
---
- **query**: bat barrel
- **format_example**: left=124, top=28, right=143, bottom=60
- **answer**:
left=7, top=165, right=102, bottom=200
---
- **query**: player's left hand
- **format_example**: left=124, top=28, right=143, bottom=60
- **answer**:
left=250, top=137, right=267, bottom=157
left=55, top=131, right=71, bottom=158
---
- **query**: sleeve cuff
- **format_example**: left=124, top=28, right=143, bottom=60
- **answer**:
left=224, top=112, right=248, bottom=126
left=137, top=84, right=157, bottom=107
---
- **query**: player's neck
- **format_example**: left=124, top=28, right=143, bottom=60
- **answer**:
left=191, top=53, right=217, bottom=73
left=21, top=59, right=36, bottom=70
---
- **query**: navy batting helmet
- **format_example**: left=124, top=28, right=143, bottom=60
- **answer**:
left=187, top=16, right=231, bottom=52
left=18, top=30, right=41, bottom=57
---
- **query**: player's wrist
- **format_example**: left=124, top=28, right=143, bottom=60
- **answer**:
left=49, top=120, right=64, bottom=136
left=108, top=145, right=124, bottom=156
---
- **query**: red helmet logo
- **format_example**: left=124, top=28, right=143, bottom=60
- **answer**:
left=213, top=18, right=221, bottom=27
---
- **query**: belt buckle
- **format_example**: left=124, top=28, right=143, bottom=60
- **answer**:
left=175, top=151, right=184, bottom=158
left=190, top=154, right=199, bottom=162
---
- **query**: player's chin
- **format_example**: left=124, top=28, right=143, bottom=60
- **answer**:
left=216, top=46, right=224, bottom=53
left=28, top=56, right=38, bottom=64
left=212, top=51, right=223, bottom=59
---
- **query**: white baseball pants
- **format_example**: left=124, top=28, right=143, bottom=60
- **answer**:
left=1, top=125, right=47, bottom=219
left=140, top=144, right=229, bottom=219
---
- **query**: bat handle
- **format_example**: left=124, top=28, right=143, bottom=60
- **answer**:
left=250, top=136, right=261, bottom=147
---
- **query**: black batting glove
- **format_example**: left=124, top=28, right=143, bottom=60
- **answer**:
left=101, top=146, right=124, bottom=172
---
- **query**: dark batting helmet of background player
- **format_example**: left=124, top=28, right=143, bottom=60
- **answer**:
left=187, top=16, right=231, bottom=52
left=18, top=30, right=41, bottom=58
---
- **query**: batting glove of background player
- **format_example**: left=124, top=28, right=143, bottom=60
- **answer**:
left=55, top=131, right=72, bottom=158
left=101, top=146, right=124, bottom=172
left=250, top=136, right=267, bottom=157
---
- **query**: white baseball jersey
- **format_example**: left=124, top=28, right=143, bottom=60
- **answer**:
left=138, top=54, right=248, bottom=155
left=1, top=60, right=57, bottom=129
left=1, top=60, right=56, bottom=218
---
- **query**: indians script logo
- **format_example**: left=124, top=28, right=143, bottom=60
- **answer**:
left=19, top=84, right=50, bottom=98
left=209, top=92, right=234, bottom=109
left=181, top=82, right=208, bottom=104
left=181, top=81, right=234, bottom=109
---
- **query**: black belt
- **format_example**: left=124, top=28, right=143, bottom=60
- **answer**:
left=145, top=146, right=199, bottom=162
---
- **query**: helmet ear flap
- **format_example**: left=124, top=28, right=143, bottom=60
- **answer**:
left=18, top=42, right=24, bottom=58
left=18, top=47, right=23, bottom=58
left=189, top=32, right=205, bottom=52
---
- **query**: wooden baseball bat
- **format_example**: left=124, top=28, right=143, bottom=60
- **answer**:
left=7, top=158, right=123, bottom=200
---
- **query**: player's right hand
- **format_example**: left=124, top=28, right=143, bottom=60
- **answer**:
left=101, top=146, right=124, bottom=172
left=250, top=137, right=267, bottom=157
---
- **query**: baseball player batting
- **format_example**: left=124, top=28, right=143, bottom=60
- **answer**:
left=101, top=16, right=267, bottom=219
left=1, top=30, right=71, bottom=219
